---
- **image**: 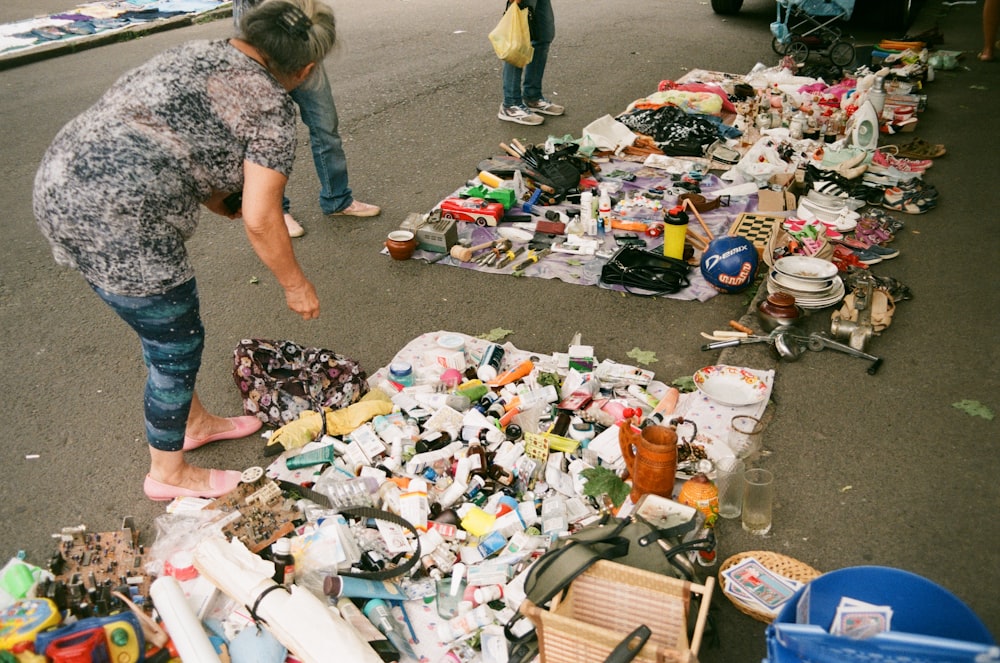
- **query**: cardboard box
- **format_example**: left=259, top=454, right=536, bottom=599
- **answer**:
left=757, top=173, right=797, bottom=212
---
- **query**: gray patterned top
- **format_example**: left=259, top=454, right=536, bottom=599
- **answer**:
left=33, top=39, right=297, bottom=297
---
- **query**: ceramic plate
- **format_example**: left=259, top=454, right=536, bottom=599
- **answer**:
left=693, top=365, right=768, bottom=407
left=768, top=278, right=845, bottom=309
left=769, top=269, right=833, bottom=293
left=774, top=256, right=838, bottom=280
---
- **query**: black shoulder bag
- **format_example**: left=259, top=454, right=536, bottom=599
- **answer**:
left=600, top=245, right=691, bottom=296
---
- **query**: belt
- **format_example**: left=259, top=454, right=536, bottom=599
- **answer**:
left=678, top=192, right=728, bottom=213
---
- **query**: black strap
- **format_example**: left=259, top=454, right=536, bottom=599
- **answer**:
left=277, top=482, right=422, bottom=580
left=246, top=583, right=285, bottom=626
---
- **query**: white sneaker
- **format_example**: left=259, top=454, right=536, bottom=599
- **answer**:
left=498, top=104, right=544, bottom=126
left=283, top=213, right=305, bottom=238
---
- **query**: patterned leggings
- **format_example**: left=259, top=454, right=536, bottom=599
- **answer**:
left=91, top=279, right=204, bottom=452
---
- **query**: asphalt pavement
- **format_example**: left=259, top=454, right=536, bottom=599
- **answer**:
left=0, top=0, right=997, bottom=660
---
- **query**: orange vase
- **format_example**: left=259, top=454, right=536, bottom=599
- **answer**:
left=619, top=418, right=678, bottom=503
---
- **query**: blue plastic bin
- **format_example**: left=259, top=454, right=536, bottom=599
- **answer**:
left=765, top=566, right=998, bottom=662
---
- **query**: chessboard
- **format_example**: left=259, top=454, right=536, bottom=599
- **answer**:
left=728, top=212, right=783, bottom=258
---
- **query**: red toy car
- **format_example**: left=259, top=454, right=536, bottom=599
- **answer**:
left=438, top=197, right=505, bottom=227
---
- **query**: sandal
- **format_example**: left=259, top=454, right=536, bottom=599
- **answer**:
left=895, top=137, right=946, bottom=160
left=882, top=186, right=936, bottom=214
left=855, top=219, right=894, bottom=245
left=864, top=208, right=905, bottom=234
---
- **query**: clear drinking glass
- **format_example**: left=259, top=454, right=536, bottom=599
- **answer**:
left=741, top=468, right=774, bottom=535
left=729, top=415, right=766, bottom=460
left=715, top=457, right=746, bottom=519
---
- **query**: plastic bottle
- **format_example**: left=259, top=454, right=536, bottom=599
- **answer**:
left=336, top=597, right=400, bottom=663
left=662, top=206, right=688, bottom=260
left=271, top=538, right=295, bottom=586
left=597, top=187, right=612, bottom=233
left=579, top=190, right=594, bottom=232
left=476, top=344, right=505, bottom=382
left=868, top=75, right=886, bottom=118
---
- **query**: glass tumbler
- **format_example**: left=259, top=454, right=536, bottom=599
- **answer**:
left=741, top=468, right=774, bottom=535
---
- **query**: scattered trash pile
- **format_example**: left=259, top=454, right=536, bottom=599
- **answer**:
left=1, top=330, right=778, bottom=662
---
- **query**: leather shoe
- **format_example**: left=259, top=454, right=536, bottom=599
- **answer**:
left=183, top=416, right=262, bottom=451
left=143, top=469, right=243, bottom=501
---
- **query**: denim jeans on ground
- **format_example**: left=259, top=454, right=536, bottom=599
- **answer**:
left=502, top=0, right=555, bottom=107
left=91, top=279, right=204, bottom=452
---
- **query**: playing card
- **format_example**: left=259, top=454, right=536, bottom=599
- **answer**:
left=722, top=557, right=801, bottom=613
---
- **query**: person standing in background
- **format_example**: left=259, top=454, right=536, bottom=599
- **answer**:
left=235, top=0, right=380, bottom=238
left=981, top=0, right=998, bottom=61
left=497, top=0, right=565, bottom=126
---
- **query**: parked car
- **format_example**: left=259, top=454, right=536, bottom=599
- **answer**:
left=438, top=197, right=505, bottom=227
left=711, top=0, right=920, bottom=31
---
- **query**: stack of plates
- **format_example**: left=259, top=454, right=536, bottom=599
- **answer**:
left=767, top=256, right=845, bottom=309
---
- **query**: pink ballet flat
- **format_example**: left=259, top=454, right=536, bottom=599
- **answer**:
left=183, top=416, right=262, bottom=451
left=143, top=469, right=243, bottom=501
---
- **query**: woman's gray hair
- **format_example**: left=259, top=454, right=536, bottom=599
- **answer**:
left=239, top=0, right=337, bottom=78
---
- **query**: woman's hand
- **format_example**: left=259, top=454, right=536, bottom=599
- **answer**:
left=284, top=280, right=320, bottom=320
left=241, top=161, right=320, bottom=320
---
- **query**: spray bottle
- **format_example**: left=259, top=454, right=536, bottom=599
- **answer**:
left=597, top=186, right=612, bottom=234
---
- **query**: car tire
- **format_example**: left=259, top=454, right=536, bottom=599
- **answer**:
left=711, top=0, right=744, bottom=15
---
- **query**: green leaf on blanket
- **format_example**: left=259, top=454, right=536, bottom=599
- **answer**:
left=672, top=375, right=696, bottom=393
left=479, top=328, right=514, bottom=342
left=952, top=400, right=994, bottom=420
left=581, top=466, right=630, bottom=508
left=626, top=347, right=657, bottom=365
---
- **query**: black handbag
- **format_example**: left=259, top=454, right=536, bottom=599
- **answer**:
left=600, top=245, right=691, bottom=296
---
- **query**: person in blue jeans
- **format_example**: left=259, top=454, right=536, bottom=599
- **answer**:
left=498, top=0, right=564, bottom=126
left=235, top=0, right=380, bottom=238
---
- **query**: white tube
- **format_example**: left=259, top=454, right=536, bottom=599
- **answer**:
left=193, top=537, right=382, bottom=663
left=149, top=576, right=222, bottom=663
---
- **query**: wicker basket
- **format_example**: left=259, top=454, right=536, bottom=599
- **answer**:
left=520, top=560, right=714, bottom=663
left=718, top=551, right=821, bottom=623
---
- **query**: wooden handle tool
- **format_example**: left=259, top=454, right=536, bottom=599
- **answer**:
left=451, top=240, right=496, bottom=262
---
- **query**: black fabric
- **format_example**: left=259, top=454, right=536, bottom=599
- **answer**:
left=615, top=106, right=720, bottom=156
left=600, top=245, right=691, bottom=296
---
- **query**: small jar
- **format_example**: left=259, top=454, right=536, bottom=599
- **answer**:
left=389, top=361, right=414, bottom=387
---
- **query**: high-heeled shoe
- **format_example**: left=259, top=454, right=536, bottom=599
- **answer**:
left=143, top=469, right=243, bottom=501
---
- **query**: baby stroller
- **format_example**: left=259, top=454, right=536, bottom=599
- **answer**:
left=770, top=0, right=856, bottom=67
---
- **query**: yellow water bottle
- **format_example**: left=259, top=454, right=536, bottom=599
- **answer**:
left=662, top=206, right=688, bottom=260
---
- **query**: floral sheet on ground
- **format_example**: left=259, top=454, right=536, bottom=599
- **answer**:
left=396, top=162, right=763, bottom=302
left=373, top=331, right=774, bottom=493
